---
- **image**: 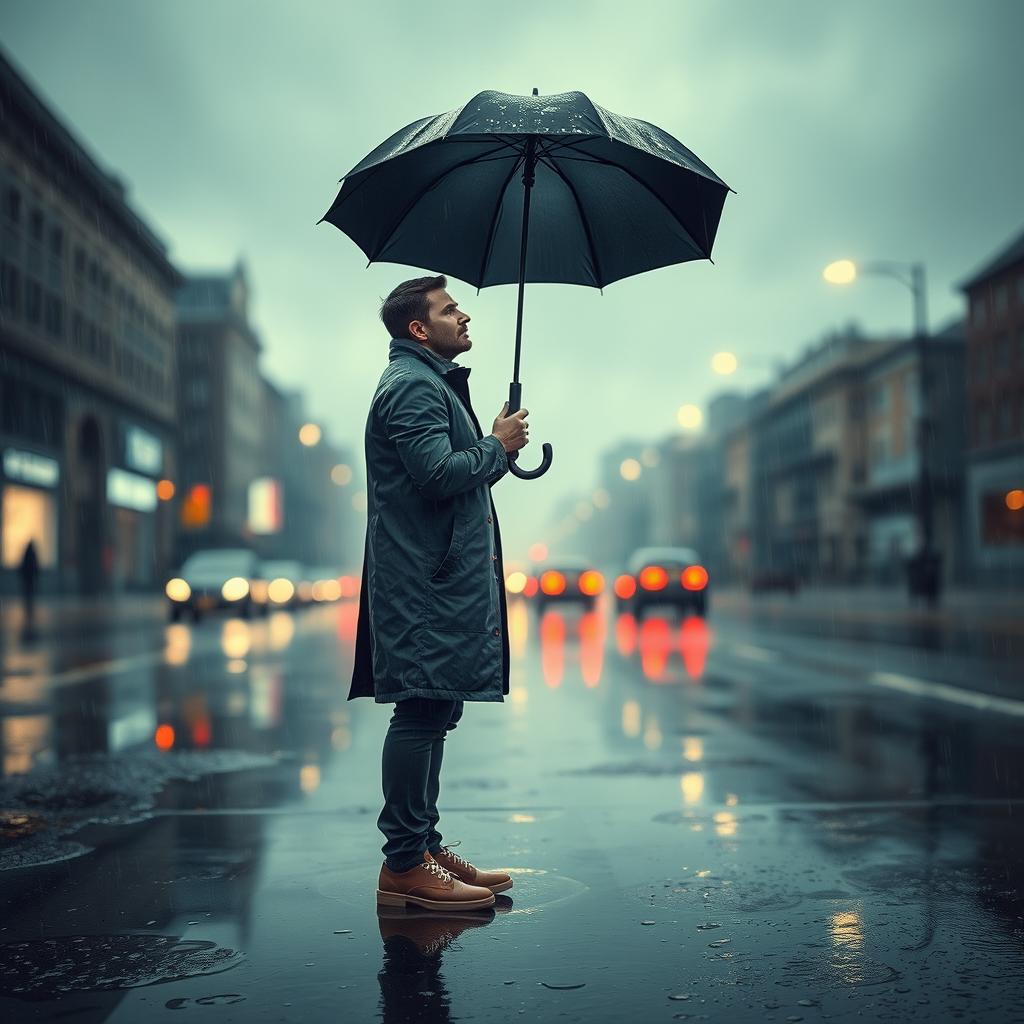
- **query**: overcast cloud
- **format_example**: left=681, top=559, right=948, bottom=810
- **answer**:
left=4, top=0, right=1022, bottom=558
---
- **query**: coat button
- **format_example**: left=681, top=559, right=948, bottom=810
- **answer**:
left=491, top=554, right=497, bottom=561
left=486, top=515, right=492, bottom=523
left=493, top=627, right=500, bottom=636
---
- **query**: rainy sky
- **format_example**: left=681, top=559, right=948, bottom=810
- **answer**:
left=4, top=0, right=1023, bottom=560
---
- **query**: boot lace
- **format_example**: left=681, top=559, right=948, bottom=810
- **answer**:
left=421, top=859, right=454, bottom=884
left=437, top=841, right=474, bottom=871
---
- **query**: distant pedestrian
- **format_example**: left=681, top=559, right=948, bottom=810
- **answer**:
left=18, top=539, right=40, bottom=629
left=349, top=275, right=528, bottom=911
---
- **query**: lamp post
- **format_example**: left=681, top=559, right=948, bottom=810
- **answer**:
left=823, top=258, right=940, bottom=606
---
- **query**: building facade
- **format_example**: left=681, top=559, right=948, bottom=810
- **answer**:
left=959, top=228, right=1024, bottom=584
left=0, top=49, right=181, bottom=594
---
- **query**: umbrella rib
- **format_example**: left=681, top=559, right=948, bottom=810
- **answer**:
left=553, top=151, right=713, bottom=258
left=537, top=155, right=604, bottom=287
left=476, top=153, right=526, bottom=288
left=370, top=142, right=516, bottom=261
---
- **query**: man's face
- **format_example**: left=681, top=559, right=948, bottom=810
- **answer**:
left=413, top=289, right=472, bottom=359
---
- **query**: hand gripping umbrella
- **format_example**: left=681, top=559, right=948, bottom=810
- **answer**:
left=320, top=89, right=733, bottom=480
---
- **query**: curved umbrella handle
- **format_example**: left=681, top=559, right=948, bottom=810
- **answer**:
left=505, top=382, right=553, bottom=480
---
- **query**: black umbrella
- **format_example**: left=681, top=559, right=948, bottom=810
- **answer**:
left=321, top=89, right=733, bottom=480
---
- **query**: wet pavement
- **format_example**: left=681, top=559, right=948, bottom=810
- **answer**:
left=0, top=595, right=1022, bottom=1022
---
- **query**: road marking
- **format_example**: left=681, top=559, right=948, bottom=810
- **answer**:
left=731, top=643, right=778, bottom=663
left=870, top=671, right=1024, bottom=717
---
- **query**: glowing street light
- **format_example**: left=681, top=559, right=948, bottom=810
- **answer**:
left=823, top=259, right=858, bottom=285
left=711, top=351, right=738, bottom=375
left=593, top=487, right=610, bottom=509
left=620, top=458, right=642, bottom=481
left=676, top=404, right=703, bottom=431
left=299, top=423, right=322, bottom=447
left=331, top=463, right=352, bottom=485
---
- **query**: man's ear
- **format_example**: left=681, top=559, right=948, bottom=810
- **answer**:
left=408, top=319, right=428, bottom=342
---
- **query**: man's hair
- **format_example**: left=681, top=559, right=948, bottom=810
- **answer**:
left=379, top=275, right=447, bottom=340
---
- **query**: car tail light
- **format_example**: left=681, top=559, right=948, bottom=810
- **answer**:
left=578, top=570, right=604, bottom=596
left=523, top=576, right=539, bottom=598
left=614, top=574, right=637, bottom=599
left=681, top=565, right=708, bottom=591
left=540, top=570, right=566, bottom=596
left=638, top=565, right=669, bottom=591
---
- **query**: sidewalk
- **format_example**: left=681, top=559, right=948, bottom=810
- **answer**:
left=714, top=584, right=1023, bottom=633
left=0, top=592, right=167, bottom=641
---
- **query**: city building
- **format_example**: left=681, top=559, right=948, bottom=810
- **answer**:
left=175, top=261, right=263, bottom=557
left=0, top=47, right=181, bottom=594
left=959, top=228, right=1024, bottom=584
left=853, top=320, right=968, bottom=583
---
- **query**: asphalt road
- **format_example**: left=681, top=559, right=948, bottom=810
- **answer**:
left=0, top=594, right=1022, bottom=1022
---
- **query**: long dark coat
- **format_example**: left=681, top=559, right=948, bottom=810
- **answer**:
left=348, top=338, right=511, bottom=703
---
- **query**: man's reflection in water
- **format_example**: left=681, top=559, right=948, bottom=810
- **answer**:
left=376, top=898, right=512, bottom=1023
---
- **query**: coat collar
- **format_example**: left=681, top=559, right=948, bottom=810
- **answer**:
left=388, top=337, right=470, bottom=383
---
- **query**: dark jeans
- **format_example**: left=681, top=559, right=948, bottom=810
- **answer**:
left=378, top=696, right=464, bottom=873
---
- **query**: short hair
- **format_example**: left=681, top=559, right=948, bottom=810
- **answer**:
left=379, top=275, right=447, bottom=340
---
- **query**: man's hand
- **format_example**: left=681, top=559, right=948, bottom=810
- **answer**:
left=491, top=402, right=530, bottom=453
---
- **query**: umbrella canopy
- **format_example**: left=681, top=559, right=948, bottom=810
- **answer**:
left=321, top=89, right=733, bottom=289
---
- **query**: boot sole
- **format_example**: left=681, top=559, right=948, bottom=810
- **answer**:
left=488, top=879, right=513, bottom=894
left=376, top=889, right=496, bottom=911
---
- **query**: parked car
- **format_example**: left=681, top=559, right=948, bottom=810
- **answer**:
left=615, top=546, right=710, bottom=618
left=165, top=548, right=258, bottom=622
left=530, top=556, right=605, bottom=612
left=254, top=559, right=306, bottom=611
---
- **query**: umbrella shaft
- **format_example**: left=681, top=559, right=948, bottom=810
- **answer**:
left=513, top=138, right=537, bottom=385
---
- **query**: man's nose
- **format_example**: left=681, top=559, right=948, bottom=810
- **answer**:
left=460, top=313, right=471, bottom=324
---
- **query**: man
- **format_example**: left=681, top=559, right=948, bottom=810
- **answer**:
left=349, top=275, right=529, bottom=911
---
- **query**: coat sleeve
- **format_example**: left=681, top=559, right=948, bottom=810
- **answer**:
left=378, top=372, right=508, bottom=500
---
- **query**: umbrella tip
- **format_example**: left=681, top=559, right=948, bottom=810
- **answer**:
left=532, top=87, right=539, bottom=96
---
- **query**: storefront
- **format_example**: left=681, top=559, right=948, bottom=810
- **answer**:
left=0, top=447, right=60, bottom=592
left=106, top=422, right=164, bottom=591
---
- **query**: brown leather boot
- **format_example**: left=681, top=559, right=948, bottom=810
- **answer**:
left=376, top=850, right=496, bottom=910
left=428, top=841, right=513, bottom=894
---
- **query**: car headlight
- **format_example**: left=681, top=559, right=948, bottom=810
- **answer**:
left=221, top=577, right=250, bottom=602
left=166, top=578, right=191, bottom=602
left=268, top=578, right=295, bottom=604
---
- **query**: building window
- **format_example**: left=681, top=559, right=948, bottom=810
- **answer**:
left=29, top=208, right=44, bottom=243
left=25, top=279, right=42, bottom=326
left=995, top=334, right=1010, bottom=370
left=973, top=345, right=988, bottom=383
left=3, top=186, right=21, bottom=225
left=0, top=263, right=20, bottom=317
left=981, top=491, right=1024, bottom=546
left=971, top=295, right=987, bottom=327
left=44, top=294, right=63, bottom=339
left=977, top=408, right=991, bottom=446
left=994, top=284, right=1009, bottom=315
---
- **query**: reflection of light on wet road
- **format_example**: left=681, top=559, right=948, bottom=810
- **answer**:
left=510, top=684, right=528, bottom=708
left=226, top=659, right=247, bottom=674
left=714, top=810, right=738, bottom=836
left=680, top=616, right=711, bottom=679
left=154, top=723, right=175, bottom=750
left=615, top=614, right=637, bottom=656
left=331, top=726, right=351, bottom=750
left=164, top=624, right=191, bottom=665
left=510, top=813, right=535, bottom=823
left=249, top=665, right=282, bottom=728
left=579, top=611, right=605, bottom=687
left=683, top=736, right=703, bottom=762
left=334, top=603, right=357, bottom=647
left=509, top=600, right=529, bottom=658
left=643, top=714, right=662, bottom=750
left=640, top=618, right=672, bottom=681
left=220, top=620, right=251, bottom=660
left=269, top=612, right=296, bottom=651
left=622, top=700, right=641, bottom=737
left=2, top=716, right=50, bottom=775
left=680, top=771, right=704, bottom=804
left=300, top=763, right=321, bottom=793
left=540, top=612, right=565, bottom=689
left=726, top=793, right=739, bottom=806
left=829, top=910, right=864, bottom=951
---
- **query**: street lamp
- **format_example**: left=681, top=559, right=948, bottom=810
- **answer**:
left=823, top=257, right=939, bottom=604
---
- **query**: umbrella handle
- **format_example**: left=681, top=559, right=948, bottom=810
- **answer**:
left=505, top=381, right=553, bottom=480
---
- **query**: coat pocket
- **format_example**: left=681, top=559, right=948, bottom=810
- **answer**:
left=430, top=511, right=466, bottom=581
